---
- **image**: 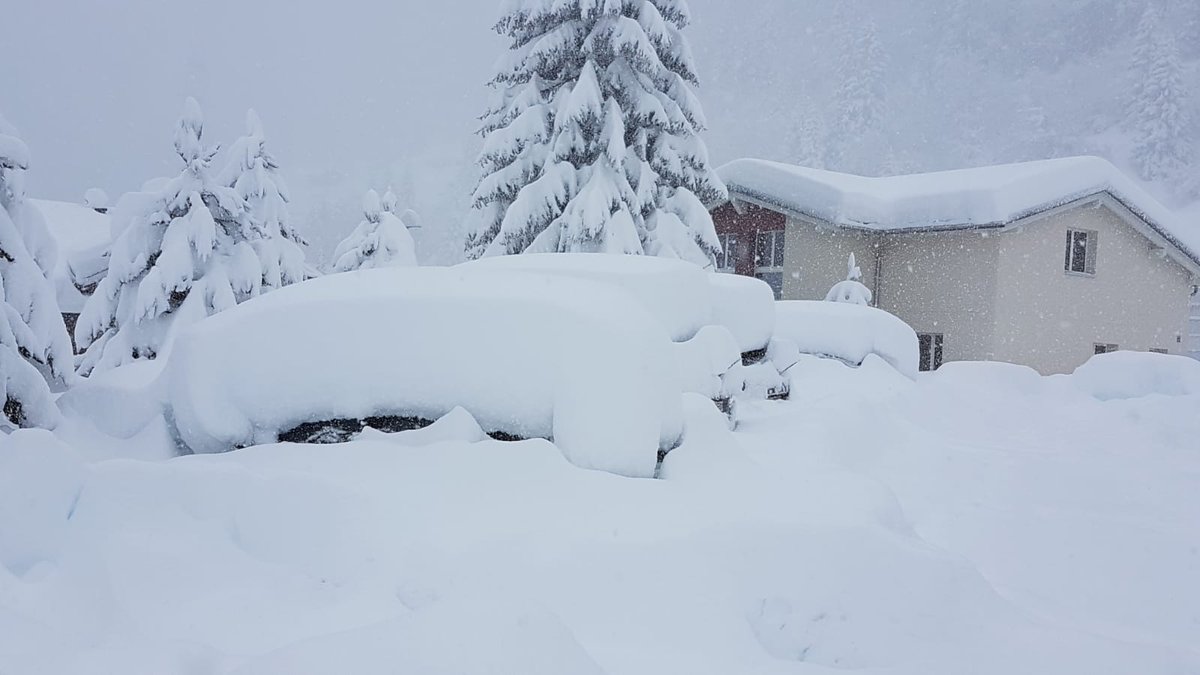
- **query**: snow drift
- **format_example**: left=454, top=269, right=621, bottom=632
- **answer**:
left=165, top=267, right=683, bottom=477
left=1071, top=350, right=1200, bottom=400
left=774, top=300, right=919, bottom=378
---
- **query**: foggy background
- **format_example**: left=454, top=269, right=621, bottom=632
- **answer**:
left=4, top=0, right=1198, bottom=264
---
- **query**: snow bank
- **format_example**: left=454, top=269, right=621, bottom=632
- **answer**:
left=166, top=267, right=682, bottom=477
left=774, top=301, right=919, bottom=378
left=460, top=253, right=713, bottom=342
left=707, top=273, right=775, bottom=353
left=55, top=360, right=167, bottom=439
left=0, top=430, right=84, bottom=575
left=1072, top=351, right=1200, bottom=400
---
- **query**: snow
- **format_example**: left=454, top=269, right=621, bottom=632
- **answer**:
left=82, top=188, right=109, bottom=210
left=165, top=267, right=683, bottom=477
left=1071, top=350, right=1200, bottom=400
left=706, top=272, right=775, bottom=353
left=774, top=300, right=920, bottom=378
left=28, top=199, right=111, bottom=313
left=461, top=253, right=715, bottom=342
left=330, top=190, right=418, bottom=271
left=0, top=132, right=30, bottom=170
left=5, top=350, right=1200, bottom=673
left=719, top=156, right=1200, bottom=270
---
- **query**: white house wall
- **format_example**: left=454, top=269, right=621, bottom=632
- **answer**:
left=782, top=217, right=881, bottom=301
left=874, top=230, right=1002, bottom=365
left=991, top=203, right=1193, bottom=374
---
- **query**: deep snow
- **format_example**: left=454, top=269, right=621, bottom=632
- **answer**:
left=2, top=353, right=1199, bottom=674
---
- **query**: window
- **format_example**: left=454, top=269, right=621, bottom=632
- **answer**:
left=716, top=233, right=738, bottom=272
left=1149, top=348, right=1168, bottom=354
left=755, top=229, right=785, bottom=299
left=1093, top=343, right=1119, bottom=355
left=1064, top=229, right=1098, bottom=275
left=918, top=333, right=944, bottom=372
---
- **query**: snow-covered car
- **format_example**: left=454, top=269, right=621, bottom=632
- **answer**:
left=166, top=267, right=684, bottom=478
left=462, top=254, right=791, bottom=409
left=707, top=272, right=791, bottom=400
left=774, top=301, right=920, bottom=379
left=461, top=254, right=743, bottom=408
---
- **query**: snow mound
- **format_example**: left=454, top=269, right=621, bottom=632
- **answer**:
left=1071, top=351, right=1200, bottom=400
left=928, top=361, right=1046, bottom=397
left=356, top=406, right=487, bottom=446
left=0, top=430, right=85, bottom=576
left=707, top=273, right=776, bottom=353
left=165, top=267, right=683, bottom=477
left=460, top=253, right=713, bottom=342
left=56, top=361, right=166, bottom=440
left=774, top=301, right=919, bottom=378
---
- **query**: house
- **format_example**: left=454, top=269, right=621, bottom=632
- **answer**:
left=710, top=156, right=1200, bottom=375
left=31, top=199, right=111, bottom=352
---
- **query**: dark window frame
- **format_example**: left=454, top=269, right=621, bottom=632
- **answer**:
left=1065, top=229, right=1097, bottom=275
left=918, top=333, right=944, bottom=372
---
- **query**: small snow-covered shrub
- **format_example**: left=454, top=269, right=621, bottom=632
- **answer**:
left=330, top=190, right=418, bottom=272
left=1072, top=351, right=1200, bottom=400
left=775, top=301, right=919, bottom=378
left=166, top=267, right=682, bottom=477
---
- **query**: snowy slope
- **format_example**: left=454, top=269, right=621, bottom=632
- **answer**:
left=3, top=353, right=1199, bottom=673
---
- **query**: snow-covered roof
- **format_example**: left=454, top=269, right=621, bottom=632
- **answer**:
left=30, top=199, right=111, bottom=312
left=717, top=157, right=1200, bottom=271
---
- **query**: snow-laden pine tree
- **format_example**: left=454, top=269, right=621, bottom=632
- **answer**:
left=218, top=109, right=308, bottom=291
left=788, top=105, right=825, bottom=169
left=465, top=0, right=726, bottom=265
left=77, top=98, right=286, bottom=375
left=826, top=15, right=889, bottom=175
left=331, top=190, right=418, bottom=271
left=381, top=186, right=399, bottom=214
left=0, top=114, right=74, bottom=429
left=1128, top=6, right=1192, bottom=185
left=824, top=253, right=872, bottom=306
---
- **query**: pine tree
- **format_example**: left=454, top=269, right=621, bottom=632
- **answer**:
left=331, top=189, right=418, bottom=271
left=0, top=113, right=74, bottom=429
left=76, top=98, right=281, bottom=375
left=1128, top=6, right=1192, bottom=184
left=218, top=109, right=309, bottom=292
left=1125, top=3, right=1161, bottom=131
left=827, top=15, right=889, bottom=175
left=788, top=105, right=826, bottom=169
left=465, top=0, right=727, bottom=266
left=381, top=186, right=399, bottom=214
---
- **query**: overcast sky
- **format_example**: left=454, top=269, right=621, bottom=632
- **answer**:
left=4, top=1, right=1187, bottom=262
left=4, top=0, right=789, bottom=259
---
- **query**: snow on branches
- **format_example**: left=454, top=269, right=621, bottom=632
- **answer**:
left=75, top=99, right=308, bottom=375
left=0, top=113, right=73, bottom=428
left=466, top=0, right=726, bottom=266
